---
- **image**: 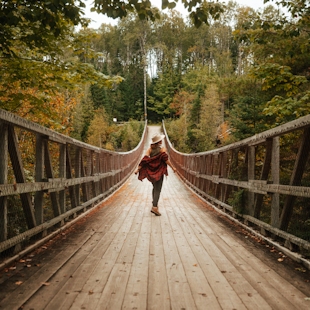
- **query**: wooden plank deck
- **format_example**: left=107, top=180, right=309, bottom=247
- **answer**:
left=0, top=127, right=310, bottom=309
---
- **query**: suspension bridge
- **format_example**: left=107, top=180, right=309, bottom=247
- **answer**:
left=0, top=109, right=310, bottom=309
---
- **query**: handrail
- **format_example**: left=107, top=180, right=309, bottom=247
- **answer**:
left=0, top=108, right=147, bottom=258
left=163, top=115, right=310, bottom=257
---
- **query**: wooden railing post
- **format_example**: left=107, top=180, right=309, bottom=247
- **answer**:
left=44, top=139, right=61, bottom=217
left=80, top=150, right=89, bottom=204
left=279, top=128, right=310, bottom=231
left=271, top=136, right=280, bottom=228
left=220, top=152, right=228, bottom=202
left=8, top=125, right=36, bottom=228
left=34, top=134, right=44, bottom=224
left=247, top=145, right=255, bottom=216
left=74, top=147, right=81, bottom=207
left=0, top=122, right=8, bottom=241
left=66, top=146, right=77, bottom=209
left=59, top=144, right=66, bottom=214
left=253, top=139, right=273, bottom=219
left=94, top=152, right=100, bottom=197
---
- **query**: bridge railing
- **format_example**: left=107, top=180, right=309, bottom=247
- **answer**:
left=0, top=109, right=147, bottom=261
left=163, top=115, right=310, bottom=258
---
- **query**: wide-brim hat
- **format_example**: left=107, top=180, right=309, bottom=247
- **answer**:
left=151, top=133, right=165, bottom=144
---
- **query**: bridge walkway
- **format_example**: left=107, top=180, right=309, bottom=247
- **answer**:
left=0, top=127, right=309, bottom=309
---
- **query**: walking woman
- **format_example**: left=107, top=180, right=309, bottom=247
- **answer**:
left=135, top=133, right=176, bottom=216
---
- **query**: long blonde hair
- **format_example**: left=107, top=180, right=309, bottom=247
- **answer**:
left=151, top=141, right=162, bottom=149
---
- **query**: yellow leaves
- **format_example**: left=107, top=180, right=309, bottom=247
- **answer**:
left=217, top=121, right=230, bottom=143
left=170, top=90, right=195, bottom=116
left=86, top=107, right=111, bottom=148
left=0, top=83, right=78, bottom=135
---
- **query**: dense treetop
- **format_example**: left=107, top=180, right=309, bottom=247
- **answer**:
left=0, top=0, right=309, bottom=151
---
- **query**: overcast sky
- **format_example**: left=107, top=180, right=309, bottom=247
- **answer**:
left=83, top=0, right=271, bottom=28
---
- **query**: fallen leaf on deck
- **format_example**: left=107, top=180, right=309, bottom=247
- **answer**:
left=295, top=267, right=306, bottom=273
left=41, top=282, right=50, bottom=286
left=15, top=281, right=23, bottom=285
left=277, top=258, right=284, bottom=262
left=9, top=266, right=16, bottom=270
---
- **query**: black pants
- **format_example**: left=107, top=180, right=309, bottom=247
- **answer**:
left=152, top=175, right=164, bottom=207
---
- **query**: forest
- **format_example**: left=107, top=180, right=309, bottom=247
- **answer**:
left=1, top=0, right=309, bottom=152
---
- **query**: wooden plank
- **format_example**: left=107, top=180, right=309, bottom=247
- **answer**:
left=188, top=174, right=310, bottom=197
left=96, top=262, right=131, bottom=309
left=147, top=185, right=170, bottom=310
left=122, top=181, right=151, bottom=309
left=164, top=177, right=250, bottom=310
left=163, top=113, right=310, bottom=156
left=0, top=108, right=101, bottom=150
left=184, top=192, right=309, bottom=309
left=116, top=181, right=145, bottom=265
left=0, top=173, right=114, bottom=197
left=24, top=199, right=125, bottom=309
left=164, top=193, right=222, bottom=309
left=174, top=200, right=270, bottom=309
left=0, top=232, right=95, bottom=309
left=159, top=186, right=197, bottom=310
left=219, top=232, right=309, bottom=310
left=67, top=184, right=139, bottom=309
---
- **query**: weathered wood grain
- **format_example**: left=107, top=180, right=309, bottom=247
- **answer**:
left=0, top=125, right=309, bottom=310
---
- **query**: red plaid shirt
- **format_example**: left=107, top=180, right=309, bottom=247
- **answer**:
left=138, top=152, right=168, bottom=182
